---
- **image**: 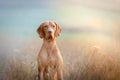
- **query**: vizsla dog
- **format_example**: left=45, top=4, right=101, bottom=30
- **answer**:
left=37, top=21, right=63, bottom=80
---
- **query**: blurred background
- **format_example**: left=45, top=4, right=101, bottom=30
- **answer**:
left=0, top=0, right=120, bottom=38
left=0, top=0, right=120, bottom=80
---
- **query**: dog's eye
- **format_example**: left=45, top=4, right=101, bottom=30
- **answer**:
left=44, top=26, right=48, bottom=28
left=53, top=26, right=55, bottom=28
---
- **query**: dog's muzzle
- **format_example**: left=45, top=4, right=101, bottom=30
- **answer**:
left=48, top=27, right=53, bottom=34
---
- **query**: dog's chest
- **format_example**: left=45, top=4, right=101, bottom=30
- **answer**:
left=40, top=49, right=57, bottom=65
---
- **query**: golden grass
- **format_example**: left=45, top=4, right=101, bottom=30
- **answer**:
left=3, top=35, right=120, bottom=80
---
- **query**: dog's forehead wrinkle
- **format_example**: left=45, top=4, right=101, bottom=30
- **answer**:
left=42, top=21, right=55, bottom=28
left=49, top=21, right=55, bottom=26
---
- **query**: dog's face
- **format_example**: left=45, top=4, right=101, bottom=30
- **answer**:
left=37, top=21, right=61, bottom=41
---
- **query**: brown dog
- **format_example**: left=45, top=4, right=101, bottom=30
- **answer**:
left=37, top=21, right=63, bottom=80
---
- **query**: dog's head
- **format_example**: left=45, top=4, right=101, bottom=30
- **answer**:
left=37, top=21, right=61, bottom=41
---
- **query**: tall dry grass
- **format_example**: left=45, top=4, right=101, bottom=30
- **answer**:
left=3, top=35, right=120, bottom=80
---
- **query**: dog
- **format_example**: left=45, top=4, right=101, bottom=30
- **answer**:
left=37, top=21, right=63, bottom=80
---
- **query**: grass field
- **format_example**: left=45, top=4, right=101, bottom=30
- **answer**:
left=0, top=0, right=120, bottom=79
left=1, top=32, right=120, bottom=80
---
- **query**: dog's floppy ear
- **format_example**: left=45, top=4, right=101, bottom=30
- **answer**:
left=37, top=24, right=44, bottom=38
left=54, top=22, right=62, bottom=37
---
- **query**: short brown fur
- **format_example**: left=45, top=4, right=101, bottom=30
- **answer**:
left=37, top=21, right=63, bottom=80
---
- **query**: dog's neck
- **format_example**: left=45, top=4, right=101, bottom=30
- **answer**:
left=41, top=39, right=58, bottom=56
left=42, top=39, right=57, bottom=54
left=43, top=39, right=56, bottom=47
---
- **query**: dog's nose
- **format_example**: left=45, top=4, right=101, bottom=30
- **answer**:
left=48, top=31, right=52, bottom=33
left=48, top=27, right=53, bottom=33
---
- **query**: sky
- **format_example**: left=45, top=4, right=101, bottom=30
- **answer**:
left=0, top=0, right=120, bottom=38
left=0, top=0, right=120, bottom=10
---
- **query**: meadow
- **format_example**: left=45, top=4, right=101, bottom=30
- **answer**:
left=1, top=32, right=120, bottom=80
left=0, top=0, right=120, bottom=79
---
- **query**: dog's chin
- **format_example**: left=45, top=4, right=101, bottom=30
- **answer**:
left=46, top=35, right=54, bottom=41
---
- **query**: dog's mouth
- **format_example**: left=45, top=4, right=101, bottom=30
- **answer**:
left=47, top=35, right=54, bottom=41
left=48, top=36, right=53, bottom=39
